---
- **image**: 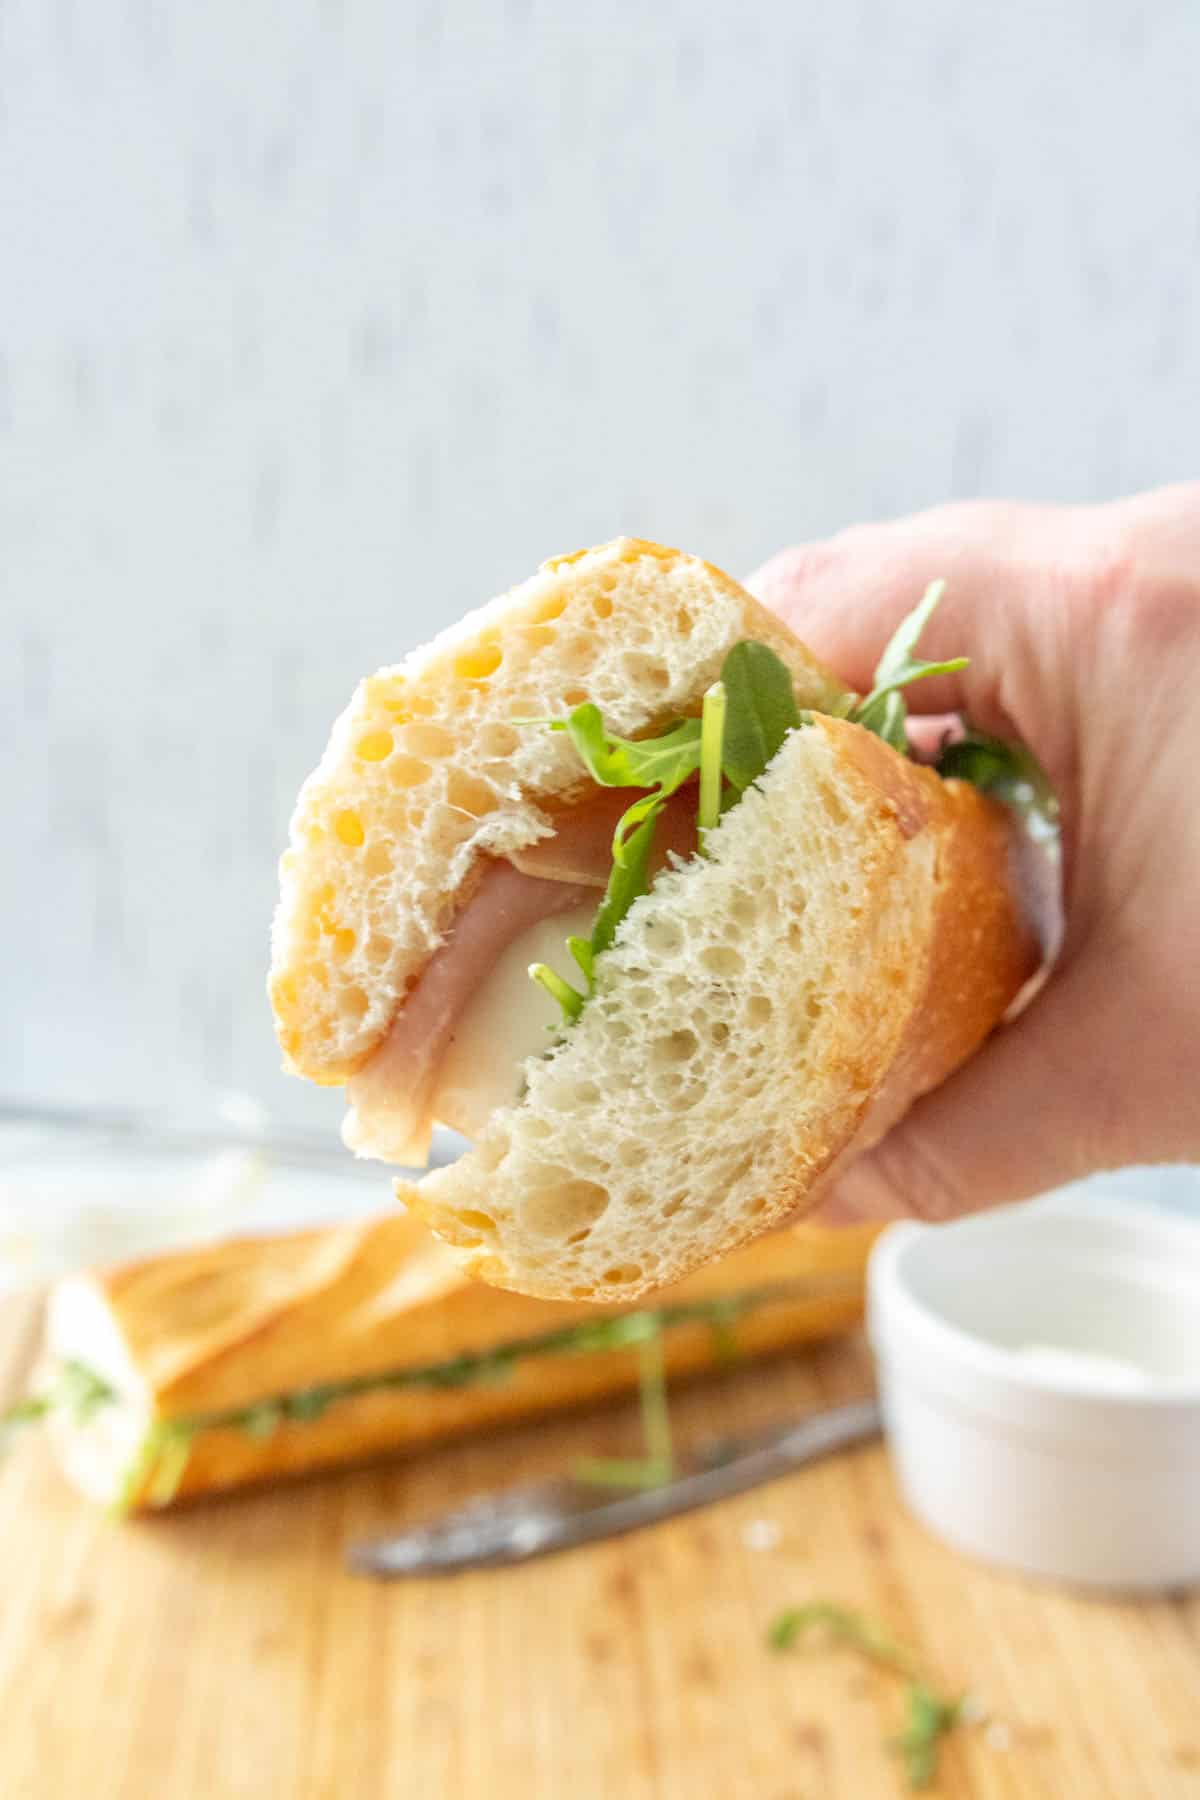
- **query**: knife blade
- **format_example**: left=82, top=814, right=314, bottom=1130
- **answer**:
left=348, top=1395, right=881, bottom=1577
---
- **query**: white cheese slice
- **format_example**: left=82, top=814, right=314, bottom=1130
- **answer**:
left=433, top=903, right=598, bottom=1142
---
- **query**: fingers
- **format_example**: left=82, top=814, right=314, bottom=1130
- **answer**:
left=746, top=501, right=1081, bottom=743
left=813, top=952, right=1160, bottom=1227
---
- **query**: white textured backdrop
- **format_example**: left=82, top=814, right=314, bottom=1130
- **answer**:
left=4, top=2, right=1199, bottom=1130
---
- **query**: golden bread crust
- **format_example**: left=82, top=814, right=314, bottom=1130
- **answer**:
left=401, top=716, right=1040, bottom=1302
left=51, top=1214, right=877, bottom=1508
left=269, top=538, right=847, bottom=1081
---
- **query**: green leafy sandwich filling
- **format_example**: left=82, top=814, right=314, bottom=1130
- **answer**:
left=3, top=1278, right=834, bottom=1511
left=521, top=581, right=1047, bottom=1025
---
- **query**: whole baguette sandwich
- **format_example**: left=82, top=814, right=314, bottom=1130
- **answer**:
left=270, top=539, right=1041, bottom=1302
left=27, top=1211, right=877, bottom=1512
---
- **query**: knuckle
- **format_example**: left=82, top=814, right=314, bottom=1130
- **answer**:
left=748, top=541, right=838, bottom=606
left=1074, top=530, right=1200, bottom=653
left=855, top=1124, right=970, bottom=1224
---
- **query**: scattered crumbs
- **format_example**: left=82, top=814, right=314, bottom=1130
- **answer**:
left=743, top=1518, right=782, bottom=1552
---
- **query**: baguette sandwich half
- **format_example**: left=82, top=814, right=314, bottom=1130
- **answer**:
left=29, top=1211, right=877, bottom=1511
left=270, top=539, right=1041, bottom=1302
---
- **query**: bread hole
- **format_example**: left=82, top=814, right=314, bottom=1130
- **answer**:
left=592, top=593, right=614, bottom=619
left=710, top=1020, right=731, bottom=1047
left=622, top=652, right=670, bottom=691
left=404, top=690, right=437, bottom=716
left=701, top=944, right=744, bottom=978
left=661, top=1196, right=685, bottom=1219
left=558, top=636, right=595, bottom=675
left=520, top=1178, right=609, bottom=1241
left=390, top=754, right=433, bottom=789
left=565, top=1228, right=592, bottom=1246
left=339, top=986, right=369, bottom=1023
left=618, top=1140, right=644, bottom=1168
left=563, top=687, right=589, bottom=706
left=529, top=592, right=568, bottom=624
left=429, top=803, right=477, bottom=846
left=816, top=781, right=849, bottom=826
left=364, top=933, right=392, bottom=967
left=401, top=722, right=454, bottom=758
left=651, top=1028, right=699, bottom=1069
left=334, top=810, right=365, bottom=847
left=729, top=892, right=758, bottom=927
left=363, top=842, right=391, bottom=877
left=355, top=729, right=394, bottom=762
left=521, top=624, right=557, bottom=651
left=445, top=770, right=495, bottom=817
left=675, top=607, right=694, bottom=633
left=454, top=643, right=503, bottom=682
left=520, top=1115, right=553, bottom=1141
left=748, top=1196, right=768, bottom=1215
left=644, top=918, right=683, bottom=957
left=478, top=723, right=520, bottom=758
left=745, top=994, right=773, bottom=1027
left=561, top=1079, right=601, bottom=1107
left=603, top=1264, right=643, bottom=1285
left=331, top=928, right=356, bottom=960
left=456, top=1209, right=496, bottom=1236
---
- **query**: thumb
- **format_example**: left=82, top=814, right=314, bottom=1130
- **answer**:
left=815, top=953, right=1139, bottom=1225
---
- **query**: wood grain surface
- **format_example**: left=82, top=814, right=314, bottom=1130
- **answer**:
left=2, top=1286, right=1198, bottom=1800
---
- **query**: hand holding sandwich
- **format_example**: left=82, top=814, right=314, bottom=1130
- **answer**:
left=750, top=481, right=1200, bottom=1224
left=272, top=536, right=1042, bottom=1298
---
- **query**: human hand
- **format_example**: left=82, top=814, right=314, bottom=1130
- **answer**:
left=748, top=483, right=1200, bottom=1222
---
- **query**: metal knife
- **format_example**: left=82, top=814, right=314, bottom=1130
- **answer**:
left=348, top=1395, right=882, bottom=1577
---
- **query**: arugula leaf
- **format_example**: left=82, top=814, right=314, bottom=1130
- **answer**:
left=591, top=798, right=662, bottom=956
left=720, top=640, right=803, bottom=791
left=697, top=680, right=727, bottom=843
left=850, top=579, right=968, bottom=751
left=894, top=1683, right=967, bottom=1790
left=855, top=686, right=909, bottom=754
left=767, top=1601, right=970, bottom=1791
left=143, top=1424, right=197, bottom=1508
left=566, top=935, right=596, bottom=988
left=574, top=1323, right=675, bottom=1490
left=766, top=1602, right=920, bottom=1676
left=543, top=705, right=703, bottom=798
left=861, top=579, right=968, bottom=704
left=529, top=961, right=586, bottom=1022
left=1, top=1359, right=115, bottom=1448
left=937, top=729, right=1059, bottom=826
left=522, top=640, right=811, bottom=1020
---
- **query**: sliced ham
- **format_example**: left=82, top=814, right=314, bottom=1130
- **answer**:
left=343, top=784, right=702, bottom=1165
left=508, top=784, right=700, bottom=887
left=344, top=862, right=594, bottom=1165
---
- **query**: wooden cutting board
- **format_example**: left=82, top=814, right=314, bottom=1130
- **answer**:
left=2, top=1286, right=1198, bottom=1800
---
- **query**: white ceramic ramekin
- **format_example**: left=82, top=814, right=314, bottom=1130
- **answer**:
left=867, top=1185, right=1200, bottom=1591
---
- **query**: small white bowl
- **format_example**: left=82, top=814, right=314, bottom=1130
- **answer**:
left=867, top=1184, right=1200, bottom=1592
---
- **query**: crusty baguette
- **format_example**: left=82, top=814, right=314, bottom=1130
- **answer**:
left=269, top=539, right=847, bottom=1083
left=270, top=537, right=1040, bottom=1304
left=401, top=716, right=1037, bottom=1299
left=43, top=1212, right=879, bottom=1511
